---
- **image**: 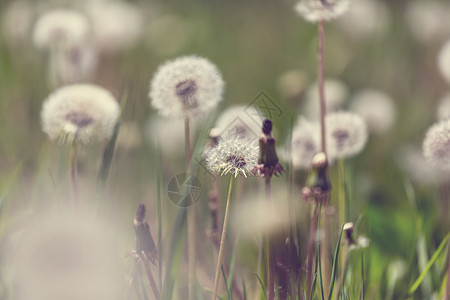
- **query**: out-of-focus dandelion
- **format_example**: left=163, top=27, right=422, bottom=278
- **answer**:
left=206, top=136, right=258, bottom=178
left=349, top=89, right=396, bottom=134
left=214, top=105, right=263, bottom=140
left=150, top=56, right=224, bottom=119
left=276, top=69, right=308, bottom=101
left=2, top=0, right=35, bottom=46
left=84, top=0, right=143, bottom=53
left=33, top=9, right=90, bottom=50
left=326, top=111, right=368, bottom=160
left=423, top=119, right=450, bottom=170
left=303, top=78, right=349, bottom=119
left=41, top=84, right=120, bottom=145
left=437, top=93, right=450, bottom=121
left=291, top=117, right=321, bottom=170
left=405, top=1, right=450, bottom=44
left=12, top=213, right=123, bottom=300
left=337, top=0, right=391, bottom=40
left=438, top=40, right=450, bottom=84
left=295, top=0, right=349, bottom=23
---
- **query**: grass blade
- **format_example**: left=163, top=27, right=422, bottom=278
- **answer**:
left=318, top=242, right=325, bottom=300
left=409, top=233, right=450, bottom=295
left=253, top=272, right=267, bottom=300
left=221, top=265, right=232, bottom=300
left=98, top=122, right=120, bottom=187
left=328, top=223, right=345, bottom=300
left=361, top=251, right=365, bottom=300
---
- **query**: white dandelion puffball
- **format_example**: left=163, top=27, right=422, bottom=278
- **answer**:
left=84, top=0, right=143, bottom=53
left=437, top=93, right=450, bottom=121
left=2, top=0, right=35, bottom=46
left=423, top=119, right=450, bottom=170
left=214, top=105, right=263, bottom=140
left=150, top=56, right=225, bottom=119
left=438, top=40, right=450, bottom=84
left=291, top=117, right=321, bottom=169
left=326, top=111, right=368, bottom=159
left=33, top=9, right=90, bottom=49
left=41, top=84, right=120, bottom=145
left=337, top=0, right=391, bottom=39
left=206, top=136, right=258, bottom=178
left=405, top=1, right=450, bottom=44
left=295, top=0, right=349, bottom=23
left=349, top=89, right=396, bottom=134
left=277, top=69, right=308, bottom=100
left=303, top=78, right=349, bottom=119
left=13, top=213, right=122, bottom=300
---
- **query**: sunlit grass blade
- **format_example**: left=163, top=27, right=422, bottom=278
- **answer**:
left=408, top=233, right=450, bottom=295
left=253, top=272, right=267, bottom=300
left=328, top=223, right=345, bottom=300
left=242, top=278, right=247, bottom=300
left=318, top=242, right=325, bottom=300
left=361, top=251, right=365, bottom=300
left=221, top=265, right=232, bottom=300
left=98, top=122, right=120, bottom=187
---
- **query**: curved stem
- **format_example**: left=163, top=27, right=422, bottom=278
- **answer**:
left=212, top=175, right=235, bottom=299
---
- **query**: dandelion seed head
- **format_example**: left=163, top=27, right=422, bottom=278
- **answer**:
left=214, top=105, right=263, bottom=140
left=423, top=119, right=450, bottom=170
left=150, top=56, right=224, bottom=119
left=291, top=117, right=321, bottom=169
left=206, top=136, right=258, bottom=178
left=41, top=84, right=120, bottom=145
left=33, top=9, right=90, bottom=49
left=326, top=111, right=368, bottom=159
left=349, top=89, right=396, bottom=134
left=303, top=78, right=349, bottom=119
left=437, top=93, right=450, bottom=121
left=405, top=1, right=450, bottom=44
left=337, top=0, right=391, bottom=39
left=438, top=40, right=450, bottom=84
left=84, top=0, right=143, bottom=53
left=295, top=0, right=349, bottom=23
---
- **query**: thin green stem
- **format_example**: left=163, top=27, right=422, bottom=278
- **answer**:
left=317, top=18, right=326, bottom=154
left=306, top=204, right=320, bottom=299
left=337, top=158, right=346, bottom=224
left=70, top=141, right=79, bottom=209
left=266, top=175, right=275, bottom=300
left=212, top=175, right=235, bottom=300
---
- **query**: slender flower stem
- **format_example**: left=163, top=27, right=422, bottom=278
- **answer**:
left=337, top=158, right=346, bottom=224
left=138, top=253, right=160, bottom=300
left=212, top=175, right=235, bottom=300
left=70, top=141, right=79, bottom=209
left=185, top=116, right=196, bottom=300
left=333, top=244, right=349, bottom=300
left=306, top=204, right=320, bottom=299
left=265, top=175, right=275, bottom=300
left=317, top=19, right=327, bottom=155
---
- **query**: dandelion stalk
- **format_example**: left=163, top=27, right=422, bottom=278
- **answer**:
left=306, top=203, right=320, bottom=299
left=266, top=175, right=275, bottom=300
left=317, top=18, right=327, bottom=155
left=185, top=116, right=196, bottom=300
left=212, top=175, right=235, bottom=300
left=69, top=140, right=79, bottom=208
left=337, top=158, right=346, bottom=223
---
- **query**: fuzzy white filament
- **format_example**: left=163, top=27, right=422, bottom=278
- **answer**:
left=295, top=0, right=350, bottom=23
left=33, top=9, right=90, bottom=50
left=41, top=84, right=120, bottom=145
left=206, top=136, right=258, bottom=178
left=326, top=111, right=368, bottom=159
left=291, top=117, right=321, bottom=169
left=423, top=119, right=450, bottom=170
left=149, top=56, right=224, bottom=119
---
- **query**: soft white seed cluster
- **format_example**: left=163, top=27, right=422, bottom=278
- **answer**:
left=295, top=0, right=350, bottom=23
left=41, top=84, right=120, bottom=145
left=349, top=89, right=396, bottom=134
left=291, top=117, right=321, bottom=169
left=423, top=119, right=450, bottom=170
left=33, top=9, right=90, bottom=50
left=214, top=105, right=263, bottom=140
left=206, top=136, right=258, bottom=178
left=149, top=56, right=225, bottom=119
left=303, top=78, right=349, bottom=120
left=326, top=111, right=368, bottom=159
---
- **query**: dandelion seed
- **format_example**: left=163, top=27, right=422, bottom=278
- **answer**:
left=295, top=0, right=349, bottom=23
left=84, top=0, right=143, bottom=53
left=437, top=93, right=450, bottom=121
left=33, top=9, right=90, bottom=50
left=149, top=56, right=224, bottom=119
left=291, top=117, right=321, bottom=169
left=326, top=111, right=368, bottom=159
left=303, top=78, right=348, bottom=119
left=214, top=105, right=263, bottom=140
left=349, top=89, right=396, bottom=134
left=423, top=119, right=450, bottom=170
left=438, top=40, right=450, bottom=84
left=206, top=136, right=258, bottom=178
left=41, top=84, right=120, bottom=145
